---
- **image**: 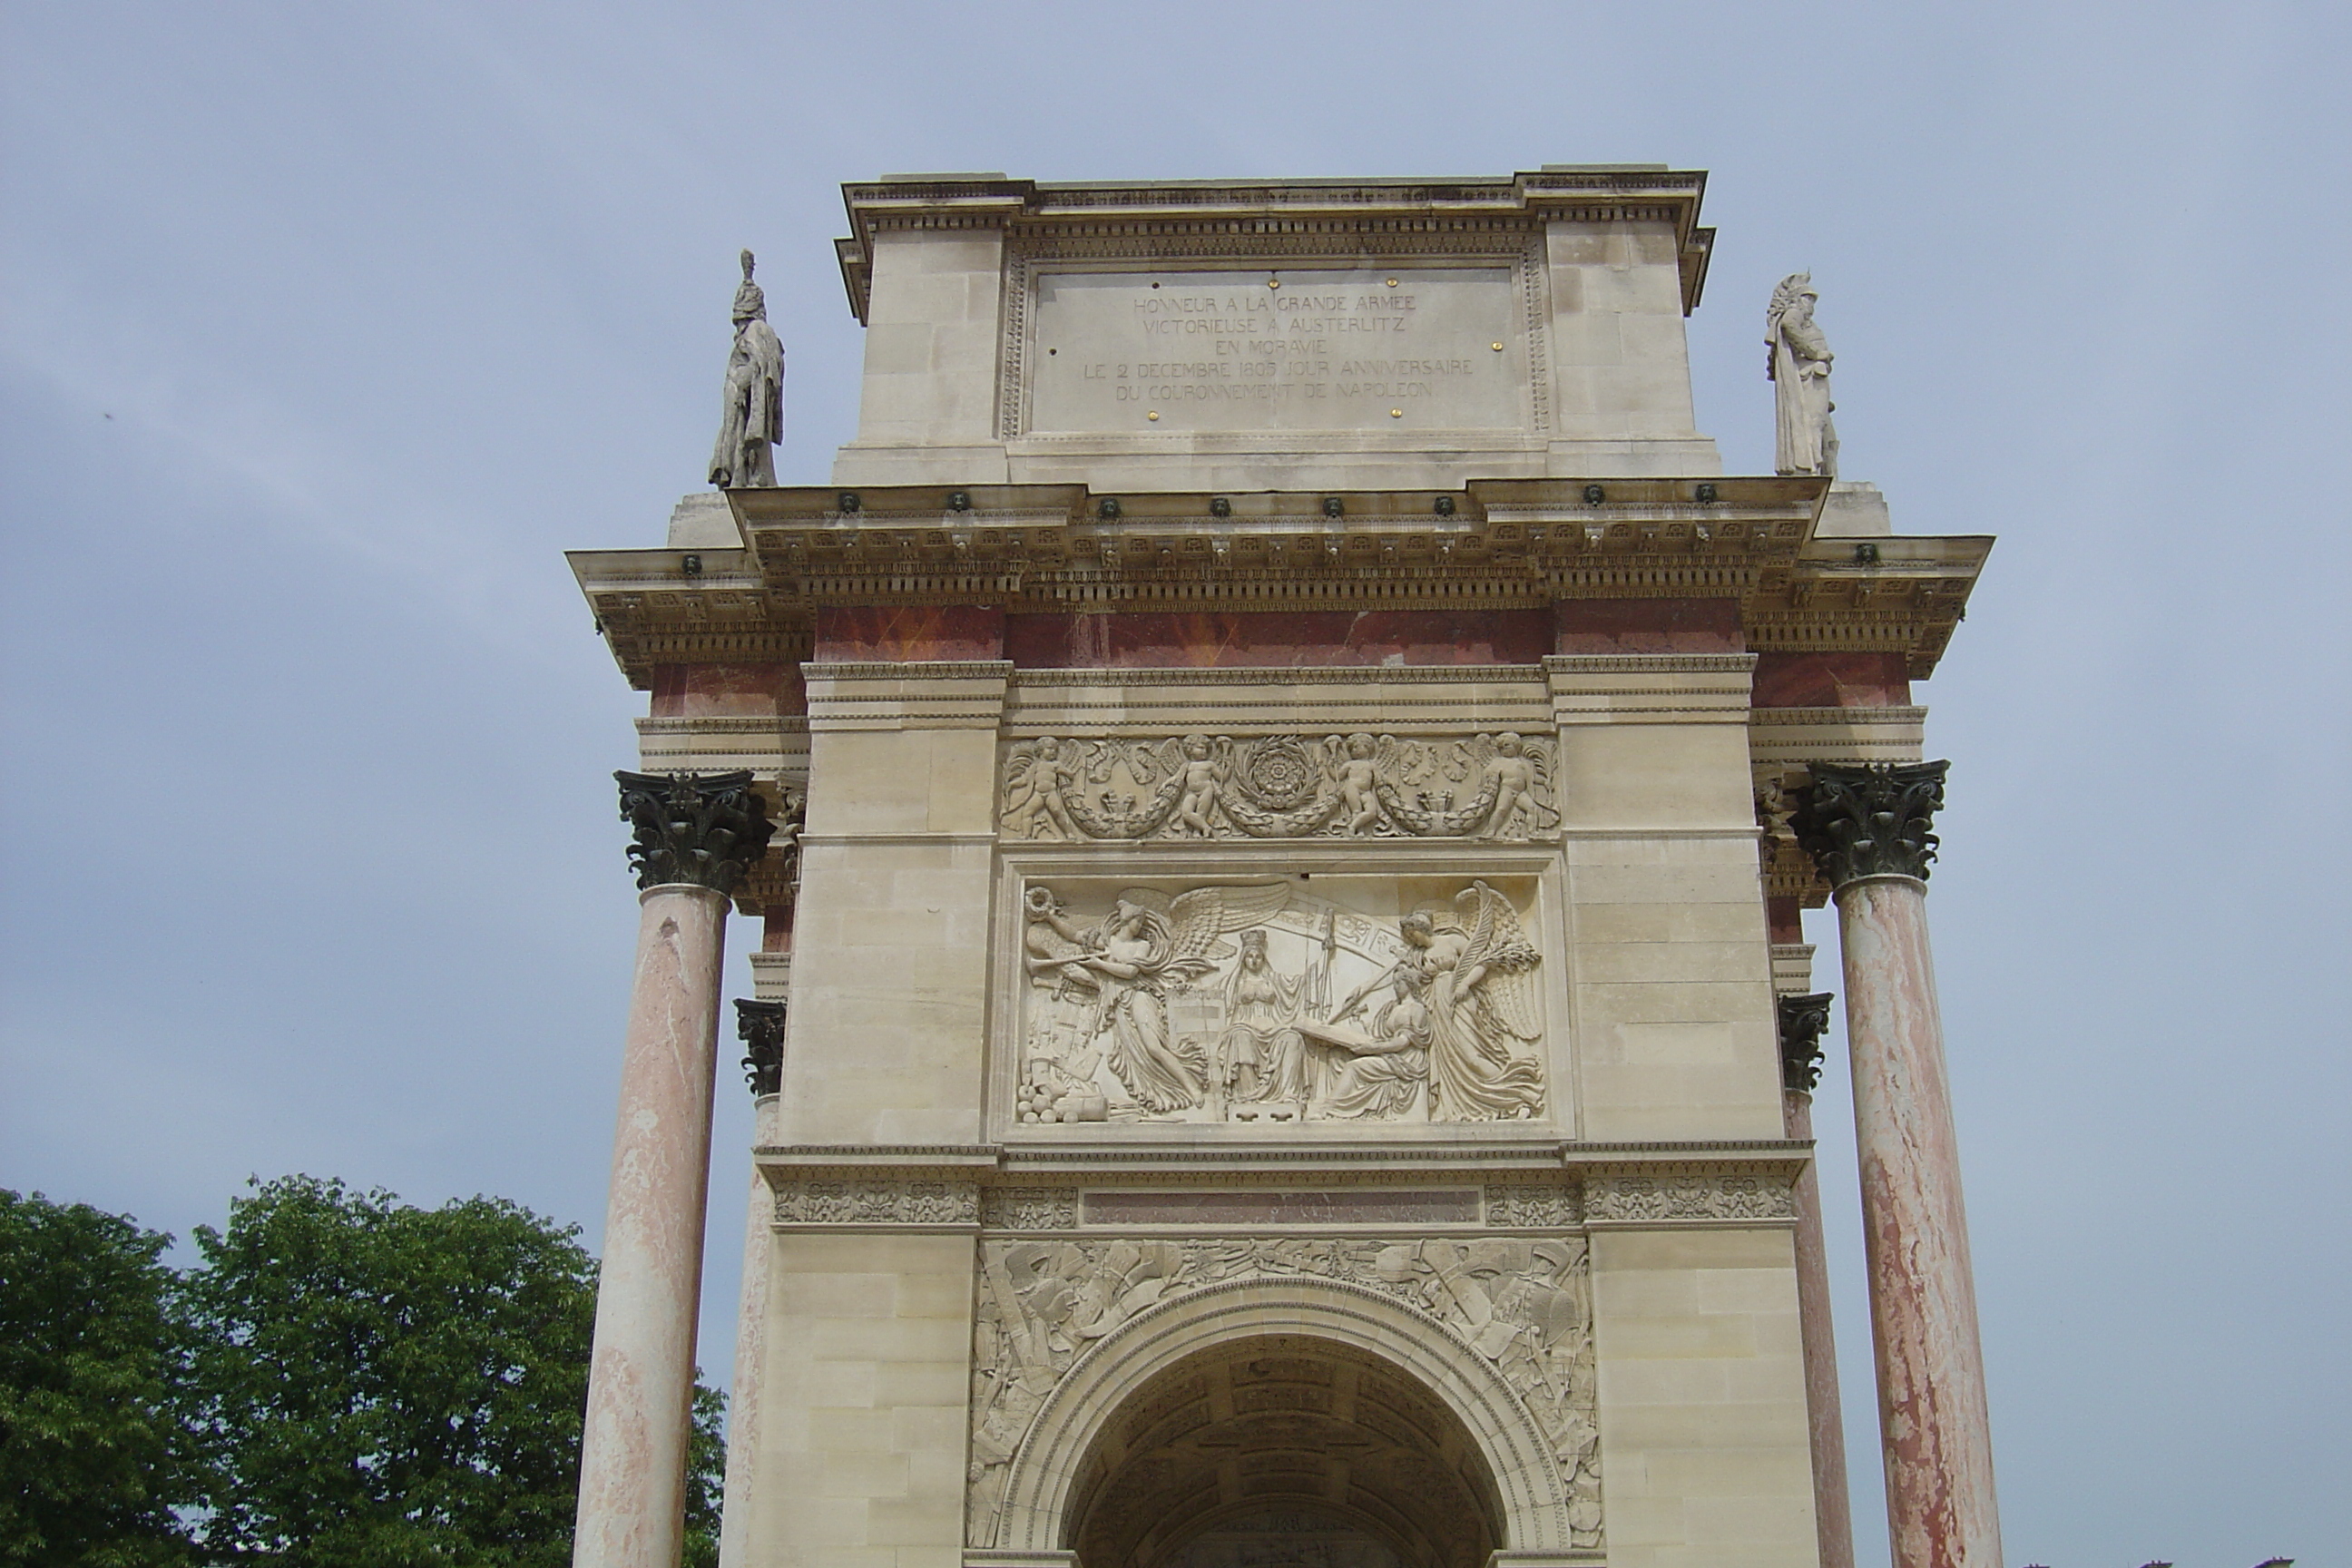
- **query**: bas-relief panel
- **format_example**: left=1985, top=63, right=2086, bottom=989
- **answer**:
left=965, top=1236, right=1602, bottom=1551
left=1000, top=731, right=1559, bottom=843
left=1016, top=879, right=1548, bottom=1127
left=1024, top=269, right=1527, bottom=436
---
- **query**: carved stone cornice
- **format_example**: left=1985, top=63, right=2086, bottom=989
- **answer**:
left=736, top=998, right=788, bottom=1097
left=1791, top=760, right=1948, bottom=887
left=1777, top=993, right=1835, bottom=1093
left=615, top=769, right=775, bottom=893
left=573, top=481, right=1985, bottom=691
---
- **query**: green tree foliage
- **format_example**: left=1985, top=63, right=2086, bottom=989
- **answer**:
left=3, top=1177, right=724, bottom=1568
left=177, top=1175, right=723, bottom=1568
left=0, top=1191, right=194, bottom=1568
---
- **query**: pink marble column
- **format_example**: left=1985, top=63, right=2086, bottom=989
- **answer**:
left=1779, top=991, right=1857, bottom=1568
left=1837, top=876, right=2000, bottom=1568
left=1797, top=762, right=2001, bottom=1568
left=577, top=773, right=773, bottom=1568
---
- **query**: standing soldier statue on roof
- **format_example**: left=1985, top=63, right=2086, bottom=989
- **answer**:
left=1768, top=272, right=1838, bottom=477
left=710, top=250, right=782, bottom=488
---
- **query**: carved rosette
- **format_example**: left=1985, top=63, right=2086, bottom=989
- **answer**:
left=736, top=998, right=788, bottom=1097
left=615, top=769, right=776, bottom=893
left=1790, top=760, right=1948, bottom=887
left=1777, top=992, right=1835, bottom=1094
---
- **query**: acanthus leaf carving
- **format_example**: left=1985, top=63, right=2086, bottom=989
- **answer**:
left=615, top=769, right=777, bottom=894
left=1790, top=760, right=1947, bottom=887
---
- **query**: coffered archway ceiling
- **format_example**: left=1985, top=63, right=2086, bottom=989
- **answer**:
left=1064, top=1334, right=1503, bottom=1568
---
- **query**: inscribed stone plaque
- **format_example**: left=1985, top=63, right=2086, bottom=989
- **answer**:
left=1026, top=268, right=1526, bottom=435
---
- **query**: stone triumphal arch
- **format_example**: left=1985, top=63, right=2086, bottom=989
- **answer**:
left=565, top=172, right=2004, bottom=1568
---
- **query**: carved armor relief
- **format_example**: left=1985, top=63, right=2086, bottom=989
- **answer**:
left=1000, top=730, right=1560, bottom=842
left=1014, top=877, right=1550, bottom=1126
left=965, top=1235, right=1602, bottom=1552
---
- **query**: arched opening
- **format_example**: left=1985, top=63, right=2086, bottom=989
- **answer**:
left=1062, top=1334, right=1503, bottom=1568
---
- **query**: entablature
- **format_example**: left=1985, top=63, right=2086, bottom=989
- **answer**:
left=570, top=477, right=1984, bottom=685
left=837, top=167, right=1716, bottom=322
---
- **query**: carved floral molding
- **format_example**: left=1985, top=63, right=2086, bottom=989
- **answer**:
left=771, top=1178, right=980, bottom=1227
left=1583, top=1171, right=1797, bottom=1223
left=769, top=1172, right=1791, bottom=1230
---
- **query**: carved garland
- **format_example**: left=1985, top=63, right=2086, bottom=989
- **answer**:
left=1000, top=730, right=1560, bottom=843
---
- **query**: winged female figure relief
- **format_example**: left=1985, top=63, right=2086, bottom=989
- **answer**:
left=1023, top=883, right=1294, bottom=1113
left=1023, top=880, right=1547, bottom=1125
left=1333, top=881, right=1546, bottom=1122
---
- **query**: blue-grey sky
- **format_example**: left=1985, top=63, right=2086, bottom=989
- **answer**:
left=4, top=5, right=2346, bottom=1564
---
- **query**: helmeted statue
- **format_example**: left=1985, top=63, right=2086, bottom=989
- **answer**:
left=1767, top=273, right=1838, bottom=477
left=710, top=250, right=782, bottom=488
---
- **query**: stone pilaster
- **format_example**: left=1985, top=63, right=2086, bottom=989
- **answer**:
left=717, top=995, right=789, bottom=1568
left=1793, top=761, right=2001, bottom=1568
left=575, top=772, right=772, bottom=1568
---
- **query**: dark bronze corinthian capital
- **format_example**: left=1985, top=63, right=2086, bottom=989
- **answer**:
left=615, top=770, right=776, bottom=894
left=1791, top=760, right=1948, bottom=887
left=736, top=998, right=788, bottom=1097
left=1778, top=992, right=1835, bottom=1093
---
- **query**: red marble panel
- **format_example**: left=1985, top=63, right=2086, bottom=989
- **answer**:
left=1752, top=651, right=1911, bottom=709
left=812, top=604, right=1005, bottom=663
left=647, top=662, right=806, bottom=718
left=1082, top=1190, right=1481, bottom=1226
left=1550, top=596, right=1745, bottom=653
left=1768, top=896, right=1807, bottom=947
left=1004, top=610, right=1550, bottom=668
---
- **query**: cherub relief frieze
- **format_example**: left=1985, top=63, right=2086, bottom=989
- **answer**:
left=965, top=1236, right=1602, bottom=1550
left=1017, top=880, right=1547, bottom=1126
left=999, top=731, right=1560, bottom=842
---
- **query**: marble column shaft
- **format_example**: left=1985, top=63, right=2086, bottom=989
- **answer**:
left=1782, top=1083, right=1856, bottom=1568
left=1836, top=874, right=2001, bottom=1568
left=578, top=769, right=773, bottom=1568
left=574, top=883, right=730, bottom=1568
